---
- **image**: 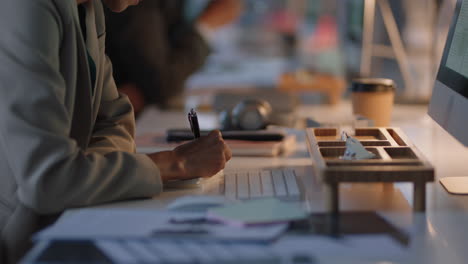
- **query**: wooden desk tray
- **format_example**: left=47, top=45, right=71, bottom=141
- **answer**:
left=305, top=127, right=434, bottom=213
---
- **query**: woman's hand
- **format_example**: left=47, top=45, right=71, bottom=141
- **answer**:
left=147, top=130, right=232, bottom=182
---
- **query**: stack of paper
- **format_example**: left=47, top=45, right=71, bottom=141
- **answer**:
left=35, top=209, right=287, bottom=243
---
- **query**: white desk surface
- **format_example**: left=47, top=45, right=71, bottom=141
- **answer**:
left=133, top=102, right=468, bottom=210
left=62, top=102, right=468, bottom=263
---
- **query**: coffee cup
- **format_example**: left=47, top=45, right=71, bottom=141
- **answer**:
left=351, top=78, right=395, bottom=127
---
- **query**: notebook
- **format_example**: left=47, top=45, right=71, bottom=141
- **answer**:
left=135, top=131, right=296, bottom=157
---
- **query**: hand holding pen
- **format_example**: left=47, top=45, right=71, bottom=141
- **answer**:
left=188, top=108, right=201, bottom=139
left=147, top=109, right=232, bottom=182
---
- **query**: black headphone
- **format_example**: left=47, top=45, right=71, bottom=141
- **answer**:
left=219, top=99, right=273, bottom=131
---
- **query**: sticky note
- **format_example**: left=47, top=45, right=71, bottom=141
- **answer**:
left=207, top=198, right=307, bottom=226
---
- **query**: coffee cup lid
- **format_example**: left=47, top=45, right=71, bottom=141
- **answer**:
left=351, top=78, right=395, bottom=92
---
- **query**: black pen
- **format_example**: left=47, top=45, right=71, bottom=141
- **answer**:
left=188, top=108, right=201, bottom=139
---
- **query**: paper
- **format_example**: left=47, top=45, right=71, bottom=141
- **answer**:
left=341, top=132, right=376, bottom=160
left=163, top=178, right=201, bottom=190
left=152, top=223, right=287, bottom=241
left=207, top=198, right=308, bottom=226
left=34, top=209, right=184, bottom=240
left=35, top=208, right=287, bottom=242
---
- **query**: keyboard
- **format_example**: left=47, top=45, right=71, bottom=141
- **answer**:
left=223, top=169, right=301, bottom=201
left=95, top=239, right=280, bottom=264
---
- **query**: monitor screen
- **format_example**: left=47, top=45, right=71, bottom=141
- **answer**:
left=437, top=0, right=468, bottom=99
left=430, top=0, right=468, bottom=147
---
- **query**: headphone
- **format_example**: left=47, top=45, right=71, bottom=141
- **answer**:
left=219, top=99, right=273, bottom=131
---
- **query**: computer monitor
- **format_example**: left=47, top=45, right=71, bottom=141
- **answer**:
left=429, top=0, right=468, bottom=147
left=429, top=0, right=468, bottom=194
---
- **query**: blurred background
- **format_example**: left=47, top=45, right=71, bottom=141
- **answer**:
left=106, top=0, right=457, bottom=117
left=187, top=0, right=454, bottom=103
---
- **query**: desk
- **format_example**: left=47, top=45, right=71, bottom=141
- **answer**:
left=25, top=102, right=468, bottom=263
left=134, top=102, right=468, bottom=211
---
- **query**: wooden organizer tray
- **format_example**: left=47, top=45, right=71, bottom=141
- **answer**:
left=306, top=127, right=434, bottom=214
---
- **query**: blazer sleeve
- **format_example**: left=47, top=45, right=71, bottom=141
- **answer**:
left=0, top=0, right=162, bottom=214
left=88, top=53, right=137, bottom=155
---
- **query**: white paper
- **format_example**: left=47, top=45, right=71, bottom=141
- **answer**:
left=35, top=208, right=287, bottom=242
left=207, top=198, right=308, bottom=226
left=342, top=136, right=376, bottom=160
left=35, top=209, right=176, bottom=240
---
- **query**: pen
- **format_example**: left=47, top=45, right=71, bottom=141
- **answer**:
left=188, top=108, right=201, bottom=139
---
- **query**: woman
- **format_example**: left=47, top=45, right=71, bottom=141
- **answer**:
left=105, top=0, right=242, bottom=113
left=0, top=0, right=231, bottom=262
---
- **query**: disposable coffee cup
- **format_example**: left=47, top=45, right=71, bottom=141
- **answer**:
left=351, top=78, right=395, bottom=127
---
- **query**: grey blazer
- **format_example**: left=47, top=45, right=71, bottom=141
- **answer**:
left=0, top=0, right=163, bottom=262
